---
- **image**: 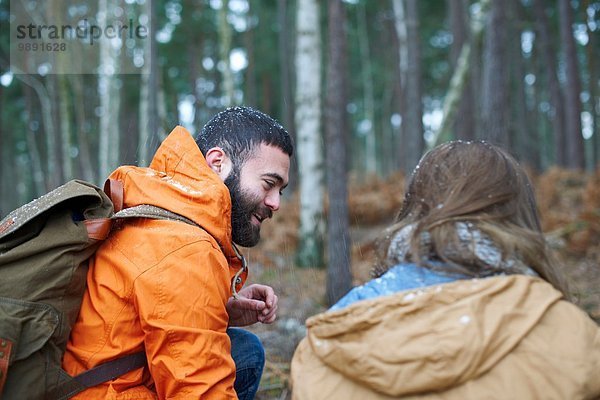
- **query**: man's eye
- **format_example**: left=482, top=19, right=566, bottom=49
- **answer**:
left=264, top=180, right=274, bottom=189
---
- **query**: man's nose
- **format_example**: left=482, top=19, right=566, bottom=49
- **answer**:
left=264, top=191, right=280, bottom=212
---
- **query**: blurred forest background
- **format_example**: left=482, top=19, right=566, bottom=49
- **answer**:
left=1, top=0, right=599, bottom=397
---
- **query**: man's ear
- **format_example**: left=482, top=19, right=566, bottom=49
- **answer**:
left=205, top=147, right=233, bottom=181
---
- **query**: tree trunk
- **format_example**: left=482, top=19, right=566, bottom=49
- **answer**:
left=295, top=0, right=324, bottom=268
left=278, top=0, right=298, bottom=193
left=533, top=0, right=567, bottom=166
left=139, top=69, right=151, bottom=166
left=139, top=0, right=158, bottom=166
left=403, top=0, right=424, bottom=170
left=98, top=0, right=121, bottom=180
left=70, top=75, right=95, bottom=183
left=481, top=0, right=510, bottom=147
left=244, top=1, right=257, bottom=107
left=392, top=0, right=408, bottom=172
left=0, top=85, right=14, bottom=215
left=219, top=0, right=235, bottom=107
left=157, top=72, right=167, bottom=141
left=23, top=85, right=46, bottom=196
left=558, top=0, right=585, bottom=169
left=44, top=2, right=64, bottom=188
left=357, top=2, right=376, bottom=174
left=97, top=74, right=111, bottom=180
left=0, top=83, right=4, bottom=215
left=582, top=0, right=598, bottom=167
left=448, top=0, right=475, bottom=140
left=261, top=72, right=273, bottom=115
left=181, top=0, right=201, bottom=132
left=381, top=34, right=396, bottom=177
left=14, top=73, right=59, bottom=191
left=510, top=0, right=539, bottom=168
left=58, top=75, right=73, bottom=180
left=278, top=0, right=294, bottom=139
left=434, top=0, right=490, bottom=146
left=53, top=8, right=73, bottom=181
left=533, top=41, right=552, bottom=168
left=47, top=75, right=65, bottom=188
left=325, top=0, right=352, bottom=305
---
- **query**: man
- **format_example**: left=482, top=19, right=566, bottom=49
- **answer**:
left=63, top=107, right=293, bottom=399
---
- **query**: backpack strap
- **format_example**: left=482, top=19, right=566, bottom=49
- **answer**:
left=83, top=179, right=201, bottom=239
left=83, top=204, right=202, bottom=241
left=113, top=204, right=200, bottom=228
left=103, top=179, right=124, bottom=212
left=58, top=352, right=147, bottom=400
left=52, top=352, right=146, bottom=400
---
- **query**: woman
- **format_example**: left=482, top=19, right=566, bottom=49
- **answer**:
left=291, top=141, right=600, bottom=400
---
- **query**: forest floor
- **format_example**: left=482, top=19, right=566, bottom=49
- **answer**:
left=240, top=167, right=600, bottom=400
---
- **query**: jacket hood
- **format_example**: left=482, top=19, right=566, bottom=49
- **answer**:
left=108, top=126, right=236, bottom=258
left=301, top=275, right=564, bottom=397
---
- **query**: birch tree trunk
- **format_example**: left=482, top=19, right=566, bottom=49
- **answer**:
left=295, top=0, right=324, bottom=268
left=157, top=73, right=167, bottom=140
left=325, top=0, right=352, bottom=305
left=139, top=63, right=151, bottom=166
left=98, top=0, right=121, bottom=180
left=481, top=0, right=510, bottom=147
left=98, top=75, right=121, bottom=180
left=558, top=0, right=585, bottom=169
left=139, top=0, right=157, bottom=166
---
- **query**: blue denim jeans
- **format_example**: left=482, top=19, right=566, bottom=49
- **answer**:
left=227, top=328, right=265, bottom=400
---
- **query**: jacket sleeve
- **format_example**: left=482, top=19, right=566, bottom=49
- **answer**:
left=133, top=239, right=237, bottom=399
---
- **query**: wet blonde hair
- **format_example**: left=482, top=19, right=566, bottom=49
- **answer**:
left=375, top=141, right=571, bottom=299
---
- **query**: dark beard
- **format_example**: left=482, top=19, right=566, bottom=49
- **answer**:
left=225, top=171, right=264, bottom=247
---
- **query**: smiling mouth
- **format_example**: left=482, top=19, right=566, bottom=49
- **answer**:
left=253, top=214, right=265, bottom=224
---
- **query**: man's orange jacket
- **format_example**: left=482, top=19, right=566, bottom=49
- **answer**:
left=63, top=126, right=247, bottom=399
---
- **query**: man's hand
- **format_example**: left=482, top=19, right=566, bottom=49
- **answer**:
left=226, top=284, right=278, bottom=327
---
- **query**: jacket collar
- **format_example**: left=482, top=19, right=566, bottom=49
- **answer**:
left=112, top=126, right=237, bottom=259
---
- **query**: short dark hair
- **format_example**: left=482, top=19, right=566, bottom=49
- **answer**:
left=195, top=106, right=294, bottom=166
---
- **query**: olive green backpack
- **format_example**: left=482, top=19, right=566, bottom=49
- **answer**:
left=0, top=179, right=196, bottom=400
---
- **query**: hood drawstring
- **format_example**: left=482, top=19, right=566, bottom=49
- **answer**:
left=231, top=243, right=247, bottom=299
